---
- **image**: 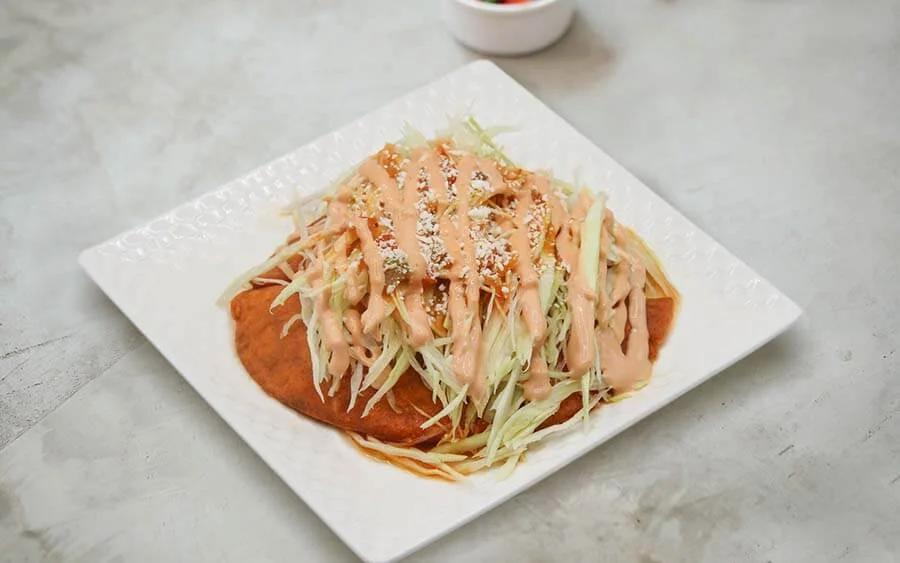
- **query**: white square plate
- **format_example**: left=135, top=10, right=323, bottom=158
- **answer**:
left=79, top=61, right=801, bottom=562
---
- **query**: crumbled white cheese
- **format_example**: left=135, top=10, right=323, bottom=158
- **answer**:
left=468, top=206, right=493, bottom=223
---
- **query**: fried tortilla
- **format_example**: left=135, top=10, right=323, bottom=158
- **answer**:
left=232, top=284, right=449, bottom=446
left=233, top=283, right=675, bottom=442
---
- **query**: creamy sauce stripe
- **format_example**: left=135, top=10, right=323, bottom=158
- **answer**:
left=598, top=258, right=652, bottom=392
left=509, top=177, right=551, bottom=401
left=397, top=154, right=433, bottom=347
left=421, top=151, right=483, bottom=398
left=350, top=215, right=387, bottom=336
left=451, top=155, right=486, bottom=399
left=311, top=272, right=350, bottom=377
left=564, top=192, right=597, bottom=378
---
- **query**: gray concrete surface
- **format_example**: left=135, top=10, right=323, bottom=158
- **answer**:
left=1, top=0, right=898, bottom=561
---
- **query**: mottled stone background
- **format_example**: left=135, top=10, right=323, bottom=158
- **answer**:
left=1, top=0, right=898, bottom=561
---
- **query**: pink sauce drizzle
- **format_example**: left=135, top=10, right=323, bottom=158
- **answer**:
left=311, top=272, right=350, bottom=377
left=598, top=260, right=652, bottom=392
left=349, top=215, right=387, bottom=336
left=564, top=191, right=598, bottom=378
left=359, top=158, right=431, bottom=347
left=509, top=177, right=551, bottom=401
left=444, top=154, right=485, bottom=398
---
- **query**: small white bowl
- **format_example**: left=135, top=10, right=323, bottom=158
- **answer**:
left=441, top=0, right=576, bottom=57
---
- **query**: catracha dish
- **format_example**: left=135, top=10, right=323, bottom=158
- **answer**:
left=221, top=119, right=679, bottom=480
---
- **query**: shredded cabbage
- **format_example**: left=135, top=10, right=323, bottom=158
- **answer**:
left=350, top=433, right=467, bottom=464
left=217, top=239, right=307, bottom=305
left=433, top=431, right=489, bottom=454
left=346, top=362, right=364, bottom=412
left=420, top=385, right=469, bottom=430
left=487, top=379, right=582, bottom=463
left=398, top=122, right=429, bottom=153
left=362, top=349, right=410, bottom=417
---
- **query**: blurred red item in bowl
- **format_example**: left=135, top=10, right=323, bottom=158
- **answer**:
left=442, top=0, right=576, bottom=56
